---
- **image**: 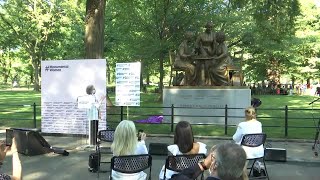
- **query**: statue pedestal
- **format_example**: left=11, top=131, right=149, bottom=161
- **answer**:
left=163, top=86, right=251, bottom=125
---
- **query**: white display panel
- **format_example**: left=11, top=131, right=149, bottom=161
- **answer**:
left=41, top=59, right=107, bottom=134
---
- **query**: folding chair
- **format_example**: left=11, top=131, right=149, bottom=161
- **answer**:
left=110, top=154, right=152, bottom=180
left=96, top=129, right=115, bottom=177
left=241, top=133, right=269, bottom=180
left=163, top=153, right=206, bottom=180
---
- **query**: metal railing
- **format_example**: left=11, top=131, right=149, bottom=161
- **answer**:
left=0, top=103, right=39, bottom=128
left=1, top=103, right=319, bottom=138
left=109, top=105, right=320, bottom=137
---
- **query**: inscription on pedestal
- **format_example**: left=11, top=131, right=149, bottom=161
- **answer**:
left=163, top=87, right=251, bottom=125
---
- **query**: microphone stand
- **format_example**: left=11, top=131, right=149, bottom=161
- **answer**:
left=309, top=97, right=320, bottom=105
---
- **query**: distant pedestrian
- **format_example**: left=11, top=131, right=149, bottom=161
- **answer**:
left=316, top=86, right=320, bottom=96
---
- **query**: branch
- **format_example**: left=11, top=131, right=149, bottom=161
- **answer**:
left=0, top=12, right=36, bottom=55
left=0, top=13, right=20, bottom=37
left=227, top=38, right=242, bottom=48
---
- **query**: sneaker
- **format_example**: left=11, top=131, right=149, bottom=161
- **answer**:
left=253, top=161, right=261, bottom=177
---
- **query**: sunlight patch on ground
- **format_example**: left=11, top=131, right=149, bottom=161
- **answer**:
left=24, top=172, right=48, bottom=180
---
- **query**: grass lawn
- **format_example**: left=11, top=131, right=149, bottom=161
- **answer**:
left=0, top=89, right=41, bottom=128
left=251, top=95, right=320, bottom=139
left=1, top=88, right=320, bottom=139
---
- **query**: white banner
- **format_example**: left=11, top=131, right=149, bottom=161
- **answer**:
left=115, top=62, right=141, bottom=106
left=41, top=59, right=107, bottom=134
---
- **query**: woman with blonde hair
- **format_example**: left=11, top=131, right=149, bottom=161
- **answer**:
left=233, top=106, right=264, bottom=159
left=111, top=120, right=148, bottom=179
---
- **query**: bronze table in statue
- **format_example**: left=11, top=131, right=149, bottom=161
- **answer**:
left=193, top=56, right=215, bottom=86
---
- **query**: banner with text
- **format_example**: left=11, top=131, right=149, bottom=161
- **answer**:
left=41, top=59, right=107, bottom=134
left=115, top=62, right=141, bottom=106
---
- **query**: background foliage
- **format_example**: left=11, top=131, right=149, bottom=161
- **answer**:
left=0, top=0, right=319, bottom=91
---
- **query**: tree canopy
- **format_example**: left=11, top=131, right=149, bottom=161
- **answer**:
left=0, top=0, right=319, bottom=90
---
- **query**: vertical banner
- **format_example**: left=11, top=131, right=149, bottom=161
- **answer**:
left=41, top=59, right=107, bottom=134
left=115, top=62, right=141, bottom=106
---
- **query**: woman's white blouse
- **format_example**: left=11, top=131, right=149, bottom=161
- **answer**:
left=111, top=140, right=148, bottom=180
left=233, top=120, right=264, bottom=159
left=159, top=142, right=207, bottom=180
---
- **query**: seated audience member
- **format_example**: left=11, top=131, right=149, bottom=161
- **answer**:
left=0, top=137, right=22, bottom=180
left=110, top=120, right=148, bottom=180
left=159, top=121, right=207, bottom=179
left=171, top=143, right=248, bottom=180
left=233, top=106, right=264, bottom=159
left=251, top=98, right=262, bottom=108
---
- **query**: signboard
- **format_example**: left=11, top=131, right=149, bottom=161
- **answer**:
left=41, top=59, right=107, bottom=134
left=77, top=95, right=93, bottom=109
left=115, top=62, right=141, bottom=106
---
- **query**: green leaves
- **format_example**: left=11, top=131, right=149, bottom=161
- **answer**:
left=0, top=0, right=318, bottom=87
left=0, top=0, right=86, bottom=89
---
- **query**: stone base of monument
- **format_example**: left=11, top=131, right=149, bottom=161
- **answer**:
left=163, top=86, right=251, bottom=125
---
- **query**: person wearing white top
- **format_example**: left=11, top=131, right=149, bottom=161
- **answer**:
left=85, top=85, right=100, bottom=121
left=111, top=120, right=148, bottom=180
left=159, top=121, right=207, bottom=180
left=233, top=106, right=264, bottom=159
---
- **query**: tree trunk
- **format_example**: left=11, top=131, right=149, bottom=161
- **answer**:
left=85, top=0, right=106, bottom=59
left=107, top=63, right=111, bottom=84
left=291, top=76, right=295, bottom=88
left=158, top=52, right=164, bottom=102
left=32, top=58, right=40, bottom=91
left=146, top=73, right=150, bottom=85
left=85, top=0, right=113, bottom=106
left=3, top=74, right=9, bottom=84
left=140, top=61, right=144, bottom=92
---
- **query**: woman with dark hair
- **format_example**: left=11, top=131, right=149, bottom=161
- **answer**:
left=159, top=121, right=207, bottom=180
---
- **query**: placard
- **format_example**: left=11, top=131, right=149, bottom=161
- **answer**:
left=77, top=95, right=92, bottom=109
left=115, top=62, right=141, bottom=106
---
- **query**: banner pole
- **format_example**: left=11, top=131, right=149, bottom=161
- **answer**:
left=127, top=106, right=129, bottom=120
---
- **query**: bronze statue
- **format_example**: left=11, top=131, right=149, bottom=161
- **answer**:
left=194, top=22, right=218, bottom=85
left=172, top=23, right=234, bottom=86
left=209, top=31, right=232, bottom=86
left=173, top=31, right=196, bottom=86
left=195, top=22, right=217, bottom=57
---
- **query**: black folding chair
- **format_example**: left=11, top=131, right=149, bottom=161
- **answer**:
left=163, top=153, right=206, bottom=180
left=241, top=133, right=269, bottom=180
left=110, top=154, right=152, bottom=180
left=96, top=129, right=115, bottom=177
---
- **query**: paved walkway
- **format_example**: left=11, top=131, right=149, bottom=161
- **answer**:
left=1, top=132, right=320, bottom=179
